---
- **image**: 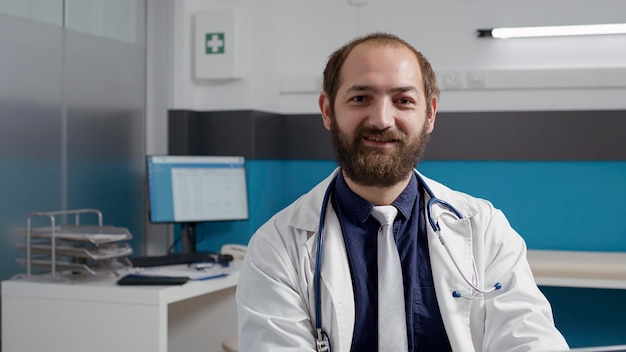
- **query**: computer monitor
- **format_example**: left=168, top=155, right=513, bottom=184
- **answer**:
left=146, top=155, right=249, bottom=252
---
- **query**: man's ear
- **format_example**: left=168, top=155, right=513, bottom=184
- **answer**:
left=319, top=92, right=332, bottom=131
left=426, top=96, right=438, bottom=133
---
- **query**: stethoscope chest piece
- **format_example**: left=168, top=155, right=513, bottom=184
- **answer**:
left=315, top=328, right=331, bottom=352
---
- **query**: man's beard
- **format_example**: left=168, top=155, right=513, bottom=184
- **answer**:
left=330, top=116, right=430, bottom=187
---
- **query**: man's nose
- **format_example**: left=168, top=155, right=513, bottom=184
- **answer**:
left=367, top=99, right=395, bottom=130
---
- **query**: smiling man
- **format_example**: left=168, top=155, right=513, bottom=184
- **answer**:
left=236, top=32, right=570, bottom=352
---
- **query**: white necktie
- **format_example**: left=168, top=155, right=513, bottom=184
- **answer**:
left=371, top=205, right=408, bottom=352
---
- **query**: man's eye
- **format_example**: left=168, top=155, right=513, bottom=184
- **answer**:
left=397, top=98, right=412, bottom=104
left=351, top=96, right=366, bottom=102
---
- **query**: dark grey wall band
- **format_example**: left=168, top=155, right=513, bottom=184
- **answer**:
left=169, top=110, right=333, bottom=159
left=169, top=109, right=626, bottom=161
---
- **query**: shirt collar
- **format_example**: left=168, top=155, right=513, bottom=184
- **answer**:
left=334, top=171, right=419, bottom=223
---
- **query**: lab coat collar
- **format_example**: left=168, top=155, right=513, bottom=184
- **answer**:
left=287, top=168, right=480, bottom=233
left=418, top=172, right=478, bottom=220
left=287, top=168, right=340, bottom=233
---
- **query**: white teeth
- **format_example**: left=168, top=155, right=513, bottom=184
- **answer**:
left=367, top=136, right=392, bottom=142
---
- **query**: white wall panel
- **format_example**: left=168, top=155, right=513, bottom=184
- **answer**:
left=166, top=0, right=626, bottom=114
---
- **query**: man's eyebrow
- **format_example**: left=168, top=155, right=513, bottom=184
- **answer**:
left=390, top=86, right=419, bottom=94
left=345, top=85, right=419, bottom=94
left=346, top=85, right=378, bottom=94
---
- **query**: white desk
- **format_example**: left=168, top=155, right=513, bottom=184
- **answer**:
left=528, top=249, right=626, bottom=289
left=4, top=251, right=625, bottom=351
left=2, top=263, right=240, bottom=352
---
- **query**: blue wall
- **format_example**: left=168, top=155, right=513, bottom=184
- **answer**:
left=418, top=161, right=626, bottom=252
left=195, top=159, right=626, bottom=348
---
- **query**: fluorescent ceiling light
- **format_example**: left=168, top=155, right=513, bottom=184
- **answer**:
left=478, top=23, right=626, bottom=39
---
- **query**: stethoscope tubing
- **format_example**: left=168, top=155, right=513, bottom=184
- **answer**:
left=314, top=182, right=333, bottom=332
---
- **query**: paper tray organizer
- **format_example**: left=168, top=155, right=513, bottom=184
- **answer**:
left=13, top=208, right=133, bottom=282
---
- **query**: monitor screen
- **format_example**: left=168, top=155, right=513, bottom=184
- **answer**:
left=146, top=155, right=249, bottom=223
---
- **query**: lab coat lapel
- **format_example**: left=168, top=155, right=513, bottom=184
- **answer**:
left=304, top=198, right=354, bottom=352
left=426, top=198, right=476, bottom=352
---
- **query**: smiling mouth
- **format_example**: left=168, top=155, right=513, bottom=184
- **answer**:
left=363, top=134, right=398, bottom=143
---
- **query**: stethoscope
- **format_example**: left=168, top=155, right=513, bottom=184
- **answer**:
left=313, top=170, right=501, bottom=352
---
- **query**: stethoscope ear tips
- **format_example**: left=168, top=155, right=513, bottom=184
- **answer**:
left=452, top=282, right=502, bottom=299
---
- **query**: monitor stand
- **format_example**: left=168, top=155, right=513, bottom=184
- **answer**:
left=180, top=222, right=197, bottom=253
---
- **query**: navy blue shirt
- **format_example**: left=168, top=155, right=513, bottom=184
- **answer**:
left=332, top=172, right=452, bottom=352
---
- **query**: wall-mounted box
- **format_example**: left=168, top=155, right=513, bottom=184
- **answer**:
left=193, top=9, right=246, bottom=80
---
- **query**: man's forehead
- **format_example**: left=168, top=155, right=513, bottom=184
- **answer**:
left=338, top=43, right=424, bottom=93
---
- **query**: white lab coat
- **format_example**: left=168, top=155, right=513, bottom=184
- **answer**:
left=236, top=169, right=570, bottom=352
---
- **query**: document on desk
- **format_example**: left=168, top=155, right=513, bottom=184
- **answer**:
left=130, top=264, right=230, bottom=281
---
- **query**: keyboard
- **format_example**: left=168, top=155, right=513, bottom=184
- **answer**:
left=117, top=274, right=189, bottom=286
left=128, top=252, right=233, bottom=268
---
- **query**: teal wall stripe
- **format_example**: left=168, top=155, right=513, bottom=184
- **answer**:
left=196, top=160, right=626, bottom=253
left=419, top=161, right=626, bottom=252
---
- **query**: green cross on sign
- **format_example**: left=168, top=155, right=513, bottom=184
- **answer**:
left=205, top=33, right=225, bottom=54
